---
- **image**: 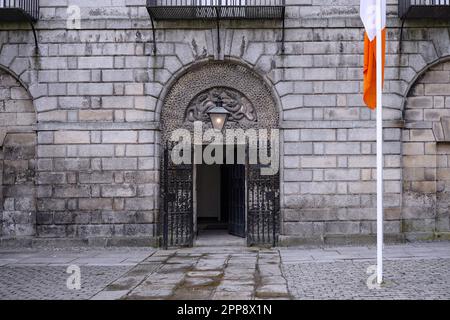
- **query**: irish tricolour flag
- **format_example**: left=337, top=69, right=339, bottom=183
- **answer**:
left=360, top=0, right=386, bottom=109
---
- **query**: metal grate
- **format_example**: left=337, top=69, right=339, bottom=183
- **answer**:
left=147, top=0, right=285, bottom=20
left=0, top=0, right=39, bottom=22
left=399, top=0, right=450, bottom=19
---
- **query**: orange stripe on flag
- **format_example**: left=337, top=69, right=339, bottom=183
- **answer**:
left=363, top=28, right=386, bottom=110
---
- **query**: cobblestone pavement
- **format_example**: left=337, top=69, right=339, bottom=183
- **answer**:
left=0, top=248, right=153, bottom=300
left=0, top=242, right=448, bottom=300
left=281, top=242, right=450, bottom=300
left=0, top=265, right=132, bottom=300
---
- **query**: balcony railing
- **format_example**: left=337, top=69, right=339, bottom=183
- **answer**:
left=399, top=0, right=450, bottom=19
left=146, top=0, right=286, bottom=20
left=0, top=0, right=39, bottom=22
left=0, top=0, right=39, bottom=53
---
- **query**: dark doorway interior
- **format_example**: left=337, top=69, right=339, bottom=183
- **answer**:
left=196, top=160, right=245, bottom=238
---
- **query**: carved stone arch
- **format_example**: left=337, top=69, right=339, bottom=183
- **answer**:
left=158, top=60, right=281, bottom=247
left=401, top=55, right=450, bottom=116
left=160, top=60, right=280, bottom=142
left=0, top=64, right=30, bottom=91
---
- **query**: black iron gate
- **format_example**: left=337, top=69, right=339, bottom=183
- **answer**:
left=159, top=142, right=194, bottom=248
left=159, top=141, right=280, bottom=248
left=228, top=164, right=246, bottom=238
left=247, top=145, right=280, bottom=247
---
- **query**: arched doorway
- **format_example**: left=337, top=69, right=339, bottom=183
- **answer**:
left=402, top=58, right=450, bottom=239
left=0, top=67, right=37, bottom=239
left=159, top=61, right=280, bottom=248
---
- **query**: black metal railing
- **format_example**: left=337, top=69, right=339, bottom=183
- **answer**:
left=0, top=0, right=40, bottom=22
left=399, top=0, right=450, bottom=19
left=147, top=0, right=285, bottom=20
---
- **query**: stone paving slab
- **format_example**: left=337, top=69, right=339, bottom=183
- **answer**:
left=0, top=248, right=154, bottom=266
left=279, top=242, right=450, bottom=264
left=120, top=248, right=291, bottom=300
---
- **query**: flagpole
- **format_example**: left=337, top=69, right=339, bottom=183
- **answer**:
left=375, top=0, right=384, bottom=285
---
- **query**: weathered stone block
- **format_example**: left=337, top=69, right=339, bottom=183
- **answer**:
left=284, top=222, right=324, bottom=237
left=300, top=129, right=335, bottom=141
left=79, top=110, right=114, bottom=121
left=325, top=221, right=360, bottom=235
left=79, top=57, right=113, bottom=69
left=284, top=142, right=313, bottom=155
left=324, top=169, right=360, bottom=181
left=101, top=185, right=136, bottom=198
left=37, top=199, right=66, bottom=211
left=101, top=211, right=136, bottom=224
left=135, top=211, right=155, bottom=224
left=124, top=198, right=154, bottom=210
left=54, top=131, right=90, bottom=144
left=79, top=172, right=114, bottom=184
left=102, top=131, right=137, bottom=144
left=324, top=142, right=361, bottom=155
left=123, top=224, right=153, bottom=237
left=54, top=159, right=90, bottom=171
left=125, top=145, right=154, bottom=157
left=301, top=182, right=336, bottom=194
left=79, top=198, right=113, bottom=210
left=301, top=156, right=336, bottom=168
left=78, top=83, right=113, bottom=95
left=102, top=69, right=134, bottom=82
left=59, top=70, right=91, bottom=82
left=102, top=158, right=138, bottom=170
left=72, top=145, right=114, bottom=157
left=54, top=186, right=91, bottom=198
left=303, top=68, right=336, bottom=80
left=284, top=170, right=313, bottom=182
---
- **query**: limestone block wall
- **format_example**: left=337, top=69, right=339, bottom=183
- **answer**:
left=0, top=0, right=448, bottom=244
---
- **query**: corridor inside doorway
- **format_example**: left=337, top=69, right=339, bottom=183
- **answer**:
left=195, top=150, right=246, bottom=246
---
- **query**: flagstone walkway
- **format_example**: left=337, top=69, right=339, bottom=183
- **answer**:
left=102, top=247, right=290, bottom=300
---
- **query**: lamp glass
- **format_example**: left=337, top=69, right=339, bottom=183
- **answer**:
left=209, top=113, right=228, bottom=132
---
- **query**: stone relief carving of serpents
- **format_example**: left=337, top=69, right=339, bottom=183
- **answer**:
left=185, top=87, right=257, bottom=123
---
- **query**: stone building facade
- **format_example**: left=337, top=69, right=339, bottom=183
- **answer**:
left=0, top=0, right=449, bottom=247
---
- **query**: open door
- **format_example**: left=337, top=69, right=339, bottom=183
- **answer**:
left=225, top=164, right=246, bottom=238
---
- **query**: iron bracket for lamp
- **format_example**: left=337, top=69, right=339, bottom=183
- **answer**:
left=281, top=4, right=286, bottom=54
left=24, top=13, right=39, bottom=54
left=215, top=6, right=221, bottom=55
left=398, top=5, right=412, bottom=56
left=149, top=13, right=157, bottom=55
left=399, top=18, right=406, bottom=55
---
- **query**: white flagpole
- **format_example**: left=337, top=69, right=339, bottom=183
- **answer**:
left=375, top=0, right=384, bottom=285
